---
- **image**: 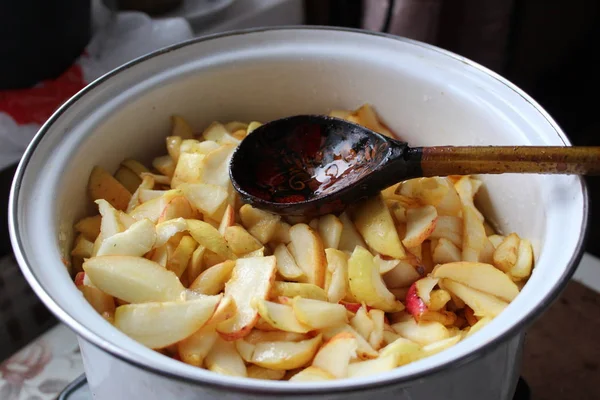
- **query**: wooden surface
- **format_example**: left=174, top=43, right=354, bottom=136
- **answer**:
left=522, top=281, right=600, bottom=400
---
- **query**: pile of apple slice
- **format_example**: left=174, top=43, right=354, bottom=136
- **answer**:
left=69, top=105, right=534, bottom=381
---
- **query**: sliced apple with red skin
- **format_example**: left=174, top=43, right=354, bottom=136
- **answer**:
left=353, top=195, right=406, bottom=259
left=288, top=224, right=326, bottom=288
left=250, top=334, right=322, bottom=370
left=155, top=218, right=188, bottom=247
left=402, top=205, right=438, bottom=248
left=216, top=256, right=277, bottom=340
left=405, top=282, right=428, bottom=321
left=348, top=246, right=404, bottom=312
left=312, top=332, right=358, bottom=378
left=157, top=195, right=196, bottom=223
left=292, top=297, right=348, bottom=330
left=114, top=294, right=221, bottom=349
left=253, top=298, right=312, bottom=333
left=83, top=255, right=185, bottom=303
left=289, top=366, right=335, bottom=382
left=432, top=262, right=519, bottom=302
left=339, top=301, right=375, bottom=314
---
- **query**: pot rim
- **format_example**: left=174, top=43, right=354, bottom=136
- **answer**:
left=9, top=26, right=589, bottom=395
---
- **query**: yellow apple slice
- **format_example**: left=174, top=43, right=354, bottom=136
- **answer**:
left=338, top=212, right=367, bottom=253
left=171, top=152, right=205, bottom=188
left=166, top=236, right=197, bottom=277
left=403, top=205, right=438, bottom=248
left=155, top=217, right=188, bottom=247
left=71, top=234, right=94, bottom=259
left=454, top=177, right=484, bottom=221
left=217, top=256, right=277, bottom=340
left=83, top=255, right=185, bottom=303
left=178, top=326, right=218, bottom=367
left=234, top=339, right=255, bottom=362
left=368, top=309, right=385, bottom=350
left=348, top=246, right=404, bottom=312
left=189, top=260, right=236, bottom=295
left=253, top=299, right=312, bottom=333
left=239, top=204, right=281, bottom=244
left=202, top=122, right=241, bottom=145
left=96, top=199, right=124, bottom=239
left=462, top=205, right=486, bottom=262
left=273, top=244, right=305, bottom=281
left=392, top=318, right=449, bottom=346
left=246, top=365, right=285, bottom=380
left=186, top=219, right=236, bottom=260
left=432, top=262, right=519, bottom=302
left=170, top=115, right=194, bottom=139
left=441, top=279, right=508, bottom=317
left=350, top=306, right=374, bottom=341
left=218, top=205, right=236, bottom=235
left=224, top=226, right=263, bottom=256
left=421, top=335, right=461, bottom=357
left=244, top=330, right=308, bottom=345
left=325, top=248, right=349, bottom=303
left=430, top=216, right=463, bottom=247
left=288, top=224, right=326, bottom=288
left=379, top=337, right=422, bottom=366
left=347, top=355, right=396, bottom=378
left=312, top=332, right=358, bottom=378
left=199, top=144, right=236, bottom=188
left=96, top=219, right=156, bottom=257
left=493, top=233, right=520, bottom=273
left=321, top=324, right=378, bottom=359
left=88, top=166, right=131, bottom=211
left=152, top=155, right=175, bottom=178
left=250, top=334, right=322, bottom=370
left=432, top=238, right=461, bottom=264
left=465, top=316, right=493, bottom=338
left=180, top=139, right=221, bottom=155
left=374, top=255, right=400, bottom=274
left=289, top=366, right=335, bottom=382
left=271, top=282, right=327, bottom=301
left=292, top=297, right=348, bottom=329
left=180, top=183, right=228, bottom=217
left=74, top=214, right=102, bottom=242
left=114, top=295, right=221, bottom=349
left=353, top=195, right=406, bottom=259
left=205, top=337, right=247, bottom=377
left=510, top=238, right=533, bottom=280
left=318, top=214, right=343, bottom=249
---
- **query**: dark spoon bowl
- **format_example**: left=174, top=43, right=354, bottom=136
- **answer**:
left=229, top=116, right=418, bottom=216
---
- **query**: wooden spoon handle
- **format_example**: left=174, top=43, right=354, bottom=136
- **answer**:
left=411, top=146, right=600, bottom=177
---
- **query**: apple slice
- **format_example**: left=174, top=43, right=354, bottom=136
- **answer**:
left=368, top=309, right=385, bottom=350
left=383, top=261, right=422, bottom=289
left=488, top=234, right=505, bottom=248
left=83, top=255, right=185, bottom=303
left=273, top=244, right=305, bottom=281
left=321, top=324, right=378, bottom=359
left=325, top=248, right=349, bottom=303
left=218, top=205, right=235, bottom=235
left=312, top=332, right=358, bottom=378
left=166, top=236, right=197, bottom=277
left=347, top=355, right=397, bottom=378
left=465, top=316, right=492, bottom=338
left=350, top=306, right=374, bottom=341
left=415, top=276, right=439, bottom=305
left=348, top=246, right=404, bottom=312
left=247, top=365, right=286, bottom=380
left=374, top=255, right=400, bottom=274
left=403, top=205, right=438, bottom=248
left=180, top=183, right=228, bottom=217
left=318, top=214, right=343, bottom=249
left=170, top=115, right=194, bottom=139
left=187, top=245, right=206, bottom=283
left=74, top=215, right=102, bottom=242
left=432, top=262, right=519, bottom=302
left=250, top=334, right=322, bottom=370
left=224, top=226, right=263, bottom=256
left=96, top=219, right=156, bottom=257
left=88, top=166, right=131, bottom=211
left=189, top=260, right=236, bottom=295
left=244, top=330, right=308, bottom=345
left=171, top=152, right=205, bottom=188
left=180, top=139, right=221, bottom=155
left=392, top=318, right=449, bottom=345
left=202, top=122, right=241, bottom=145
left=152, top=156, right=175, bottom=179
left=353, top=195, right=406, bottom=259
left=292, top=297, right=348, bottom=329
left=421, top=335, right=461, bottom=357
left=187, top=219, right=236, bottom=260
left=199, top=144, right=236, bottom=188
left=96, top=199, right=124, bottom=239
left=217, top=256, right=277, bottom=340
left=493, top=233, right=520, bottom=273
left=288, top=224, right=326, bottom=288
left=166, top=136, right=182, bottom=162
left=271, top=221, right=292, bottom=244
left=155, top=218, right=188, bottom=247
left=379, top=337, right=422, bottom=366
left=428, top=289, right=451, bottom=311
left=205, top=337, right=247, bottom=377
left=462, top=205, right=487, bottom=262
left=114, top=295, right=221, bottom=349
left=430, top=216, right=463, bottom=247
left=405, top=282, right=427, bottom=321
left=76, top=274, right=115, bottom=321
left=234, top=339, right=255, bottom=362
left=454, top=177, right=484, bottom=221
left=432, top=238, right=461, bottom=264
left=441, top=279, right=509, bottom=318
left=239, top=204, right=281, bottom=244
left=338, top=212, right=367, bottom=253
left=177, top=327, right=218, bottom=367
left=289, top=366, right=335, bottom=382
left=510, top=238, right=533, bottom=280
left=271, top=282, right=327, bottom=301
left=71, top=234, right=94, bottom=259
left=253, top=299, right=312, bottom=333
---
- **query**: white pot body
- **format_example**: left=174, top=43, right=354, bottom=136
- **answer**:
left=9, top=28, right=588, bottom=400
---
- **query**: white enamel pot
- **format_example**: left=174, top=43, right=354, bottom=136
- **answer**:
left=9, top=27, right=588, bottom=400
